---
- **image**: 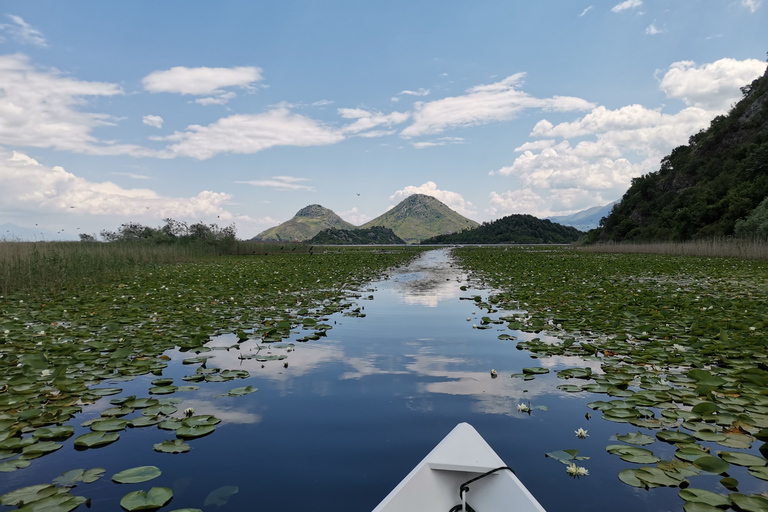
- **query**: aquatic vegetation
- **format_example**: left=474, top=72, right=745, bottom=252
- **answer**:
left=454, top=245, right=768, bottom=505
left=0, top=248, right=423, bottom=508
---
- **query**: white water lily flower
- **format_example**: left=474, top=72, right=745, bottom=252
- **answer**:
left=576, top=467, right=589, bottom=476
left=184, top=407, right=194, bottom=417
left=516, top=403, right=529, bottom=412
left=3, top=330, right=9, bottom=335
left=672, top=344, right=687, bottom=352
left=574, top=428, right=589, bottom=438
left=41, top=369, right=51, bottom=377
left=566, top=463, right=578, bottom=476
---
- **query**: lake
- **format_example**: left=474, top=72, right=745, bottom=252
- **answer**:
left=2, top=248, right=763, bottom=512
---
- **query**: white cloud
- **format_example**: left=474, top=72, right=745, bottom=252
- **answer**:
left=579, top=6, right=593, bottom=16
left=400, top=73, right=595, bottom=137
left=0, top=150, right=257, bottom=222
left=236, top=175, right=314, bottom=191
left=159, top=107, right=344, bottom=160
left=399, top=88, right=430, bottom=97
left=142, top=66, right=262, bottom=104
left=142, top=115, right=164, bottom=128
left=412, top=137, right=464, bottom=149
left=0, top=54, right=154, bottom=156
left=645, top=23, right=662, bottom=35
left=0, top=15, right=47, bottom=47
left=338, top=207, right=371, bottom=225
left=112, top=172, right=151, bottom=180
left=658, top=58, right=766, bottom=110
left=389, top=181, right=476, bottom=218
left=514, top=139, right=555, bottom=152
left=338, top=107, right=410, bottom=135
left=611, top=0, right=642, bottom=12
left=742, top=0, right=761, bottom=12
left=312, top=99, right=333, bottom=107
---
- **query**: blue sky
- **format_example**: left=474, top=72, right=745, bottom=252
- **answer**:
left=0, top=1, right=765, bottom=239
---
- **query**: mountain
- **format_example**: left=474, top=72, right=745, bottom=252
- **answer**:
left=422, top=214, right=583, bottom=244
left=547, top=202, right=617, bottom=232
left=252, top=204, right=356, bottom=242
left=0, top=223, right=79, bottom=242
left=308, top=226, right=405, bottom=245
left=591, top=63, right=768, bottom=243
left=361, top=194, right=479, bottom=243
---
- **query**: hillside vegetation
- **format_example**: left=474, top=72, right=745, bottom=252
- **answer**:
left=253, top=204, right=355, bottom=242
left=308, top=226, right=405, bottom=245
left=591, top=62, right=768, bottom=242
left=361, top=194, right=479, bottom=243
left=422, top=214, right=583, bottom=244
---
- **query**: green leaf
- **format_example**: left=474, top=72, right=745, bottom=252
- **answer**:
left=73, top=431, right=120, bottom=449
left=679, top=488, right=731, bottom=507
left=692, top=455, right=730, bottom=474
left=112, top=466, right=162, bottom=484
left=153, top=439, right=190, bottom=454
left=616, top=432, right=655, bottom=446
left=729, top=493, right=768, bottom=512
left=0, top=485, right=57, bottom=506
left=16, top=493, right=85, bottom=512
left=120, top=487, right=173, bottom=511
left=717, top=450, right=766, bottom=467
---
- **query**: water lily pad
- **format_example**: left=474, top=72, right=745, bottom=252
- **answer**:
left=153, top=439, right=190, bottom=454
left=616, top=432, right=655, bottom=446
left=717, top=451, right=767, bottom=467
left=120, top=487, right=173, bottom=511
left=216, top=385, right=257, bottom=397
left=0, top=484, right=57, bottom=506
left=112, top=466, right=162, bottom=484
left=657, top=430, right=696, bottom=444
left=176, top=424, right=215, bottom=439
left=149, top=386, right=178, bottom=395
left=90, top=418, right=129, bottom=432
left=606, top=445, right=660, bottom=464
left=635, top=466, right=687, bottom=487
left=729, top=493, right=768, bottom=512
left=34, top=426, right=74, bottom=440
left=53, top=468, right=106, bottom=487
left=203, top=486, right=238, bottom=507
left=679, top=488, right=731, bottom=508
left=73, top=431, right=120, bottom=449
left=618, top=468, right=646, bottom=488
left=21, top=440, right=62, bottom=457
left=129, top=416, right=160, bottom=428
left=0, top=459, right=31, bottom=472
left=692, top=455, right=730, bottom=474
left=16, top=492, right=86, bottom=512
left=747, top=466, right=768, bottom=480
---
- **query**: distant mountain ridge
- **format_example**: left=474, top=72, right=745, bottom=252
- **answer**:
left=253, top=204, right=355, bottom=242
left=253, top=194, right=478, bottom=244
left=308, top=226, right=405, bottom=245
left=547, top=202, right=617, bottom=232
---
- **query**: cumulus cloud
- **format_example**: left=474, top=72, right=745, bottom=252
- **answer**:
left=400, top=73, right=595, bottom=138
left=111, top=171, right=152, bottom=180
left=338, top=207, right=371, bottom=225
left=658, top=58, right=766, bottom=110
left=0, top=54, right=155, bottom=156
left=742, top=0, right=761, bottom=12
left=142, top=115, right=164, bottom=128
left=0, top=150, right=261, bottom=223
left=0, top=15, right=47, bottom=46
left=338, top=107, right=410, bottom=135
left=235, top=176, right=314, bottom=191
left=142, top=66, right=262, bottom=105
left=389, top=181, right=477, bottom=218
left=611, top=0, right=642, bottom=12
left=489, top=57, right=764, bottom=218
left=157, top=108, right=344, bottom=159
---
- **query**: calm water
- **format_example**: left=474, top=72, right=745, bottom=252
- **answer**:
left=3, top=249, right=755, bottom=512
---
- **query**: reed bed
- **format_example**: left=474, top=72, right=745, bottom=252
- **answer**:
left=578, top=238, right=768, bottom=260
left=0, top=240, right=311, bottom=296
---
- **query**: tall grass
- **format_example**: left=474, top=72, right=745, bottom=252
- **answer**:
left=0, top=240, right=312, bottom=296
left=578, top=238, right=768, bottom=260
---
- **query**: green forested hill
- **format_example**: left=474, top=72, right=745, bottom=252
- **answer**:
left=252, top=204, right=355, bottom=242
left=308, top=226, right=405, bottom=245
left=421, top=214, right=583, bottom=244
left=592, top=63, right=768, bottom=242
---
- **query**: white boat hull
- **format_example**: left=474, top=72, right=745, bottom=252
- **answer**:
left=373, top=423, right=546, bottom=512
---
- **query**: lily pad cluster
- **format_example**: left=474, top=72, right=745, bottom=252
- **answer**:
left=0, top=249, right=422, bottom=506
left=453, top=246, right=768, bottom=509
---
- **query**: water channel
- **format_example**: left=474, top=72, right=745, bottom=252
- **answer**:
left=2, top=248, right=732, bottom=512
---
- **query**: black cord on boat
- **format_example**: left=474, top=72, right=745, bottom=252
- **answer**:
left=448, top=466, right=515, bottom=512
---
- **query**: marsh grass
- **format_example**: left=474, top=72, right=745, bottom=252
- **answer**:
left=0, top=240, right=311, bottom=295
left=579, top=238, right=768, bottom=260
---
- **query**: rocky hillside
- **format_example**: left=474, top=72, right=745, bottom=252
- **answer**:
left=361, top=194, right=479, bottom=243
left=308, top=226, right=405, bottom=245
left=547, top=202, right=617, bottom=232
left=422, top=214, right=583, bottom=244
left=252, top=204, right=355, bottom=242
left=591, top=62, right=768, bottom=242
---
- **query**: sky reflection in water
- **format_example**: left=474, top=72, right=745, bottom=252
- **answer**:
left=2, top=249, right=700, bottom=512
